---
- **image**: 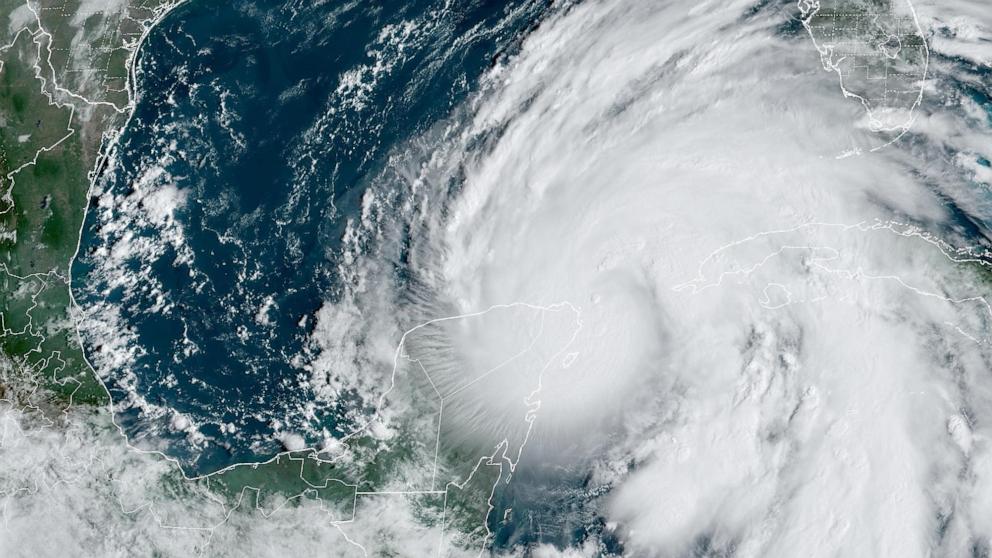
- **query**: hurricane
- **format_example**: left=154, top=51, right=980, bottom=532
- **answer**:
left=2, top=0, right=992, bottom=555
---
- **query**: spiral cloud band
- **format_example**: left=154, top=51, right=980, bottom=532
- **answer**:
left=3, top=0, right=992, bottom=556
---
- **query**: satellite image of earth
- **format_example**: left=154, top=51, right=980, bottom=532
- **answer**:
left=0, top=0, right=990, bottom=556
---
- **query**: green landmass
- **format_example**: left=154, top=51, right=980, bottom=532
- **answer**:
left=202, top=451, right=358, bottom=518
left=0, top=0, right=185, bottom=407
left=0, top=1, right=505, bottom=550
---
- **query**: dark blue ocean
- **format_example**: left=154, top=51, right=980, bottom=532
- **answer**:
left=73, top=0, right=549, bottom=474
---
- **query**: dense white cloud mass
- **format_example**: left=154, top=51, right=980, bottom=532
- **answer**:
left=328, top=0, right=992, bottom=554
left=4, top=0, right=992, bottom=555
left=0, top=401, right=485, bottom=557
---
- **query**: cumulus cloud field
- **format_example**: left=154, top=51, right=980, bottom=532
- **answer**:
left=3, top=0, right=992, bottom=556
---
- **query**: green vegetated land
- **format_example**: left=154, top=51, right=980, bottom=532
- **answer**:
left=201, top=451, right=359, bottom=518
left=0, top=22, right=108, bottom=405
left=0, top=1, right=502, bottom=541
left=805, top=0, right=928, bottom=63
left=33, top=0, right=170, bottom=110
left=0, top=0, right=183, bottom=408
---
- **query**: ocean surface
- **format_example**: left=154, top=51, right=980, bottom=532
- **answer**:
left=73, top=0, right=550, bottom=475
left=37, top=0, right=992, bottom=554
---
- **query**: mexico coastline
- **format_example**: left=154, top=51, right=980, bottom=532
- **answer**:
left=70, top=0, right=553, bottom=476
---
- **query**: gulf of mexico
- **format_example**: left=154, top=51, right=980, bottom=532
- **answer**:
left=72, top=0, right=550, bottom=475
